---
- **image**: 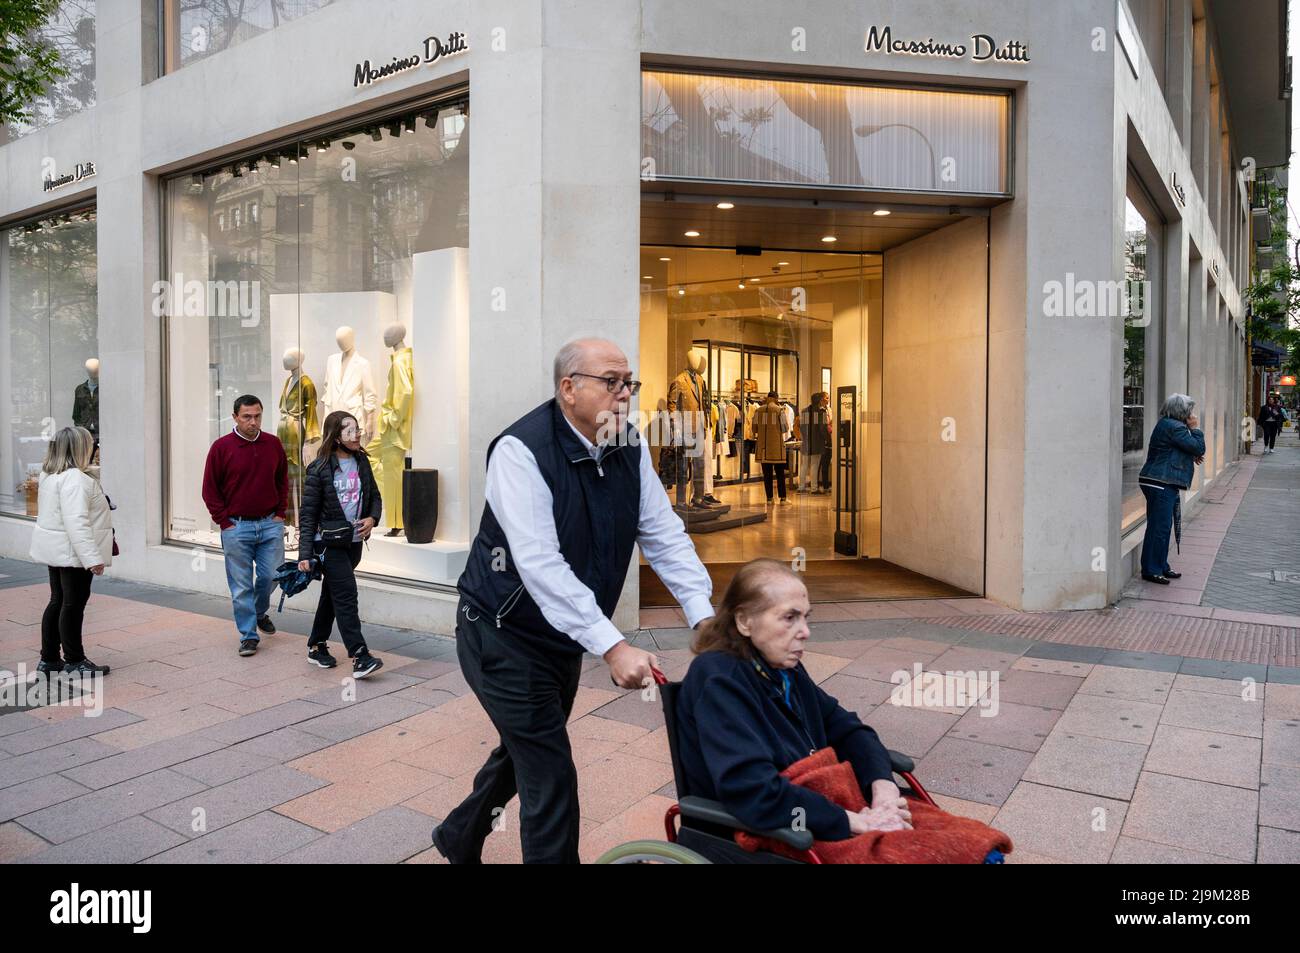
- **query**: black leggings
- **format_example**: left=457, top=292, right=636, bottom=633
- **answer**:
left=761, top=462, right=787, bottom=500
left=41, top=566, right=94, bottom=665
left=308, top=542, right=367, bottom=657
left=1262, top=423, right=1280, bottom=449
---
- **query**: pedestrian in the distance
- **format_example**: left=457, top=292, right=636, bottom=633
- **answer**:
left=754, top=390, right=791, bottom=505
left=1257, top=393, right=1285, bottom=454
left=29, top=426, right=113, bottom=677
left=296, top=411, right=384, bottom=678
left=202, top=395, right=288, bottom=656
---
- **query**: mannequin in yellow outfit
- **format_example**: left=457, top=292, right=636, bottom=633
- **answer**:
left=367, top=323, right=415, bottom=536
left=278, top=348, right=320, bottom=527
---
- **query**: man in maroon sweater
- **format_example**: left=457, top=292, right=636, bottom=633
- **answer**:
left=202, top=395, right=289, bottom=656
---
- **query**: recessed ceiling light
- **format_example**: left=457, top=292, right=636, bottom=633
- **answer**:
left=777, top=261, right=790, bottom=266
left=821, top=235, right=837, bottom=243
left=684, top=230, right=700, bottom=237
left=738, top=282, right=745, bottom=289
left=751, top=277, right=760, bottom=282
left=643, top=275, right=653, bottom=279
left=677, top=287, right=685, bottom=295
left=716, top=201, right=734, bottom=209
left=873, top=209, right=891, bottom=216
left=659, top=256, right=671, bottom=261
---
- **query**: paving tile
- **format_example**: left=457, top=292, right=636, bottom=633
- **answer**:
left=1109, top=836, right=1245, bottom=864
left=588, top=690, right=665, bottom=731
left=839, top=645, right=941, bottom=683
left=1022, top=730, right=1147, bottom=801
left=1011, top=657, right=1094, bottom=678
left=171, top=747, right=279, bottom=786
left=1258, top=762, right=1300, bottom=832
left=0, top=712, right=44, bottom=738
left=0, top=774, right=93, bottom=822
left=864, top=703, right=960, bottom=759
left=1264, top=683, right=1300, bottom=720
left=0, top=821, right=49, bottom=862
left=992, top=670, right=1084, bottom=710
left=17, top=768, right=206, bottom=844
left=274, top=761, right=443, bottom=832
left=0, top=737, right=119, bottom=789
left=1078, top=665, right=1176, bottom=704
left=801, top=637, right=892, bottom=659
left=198, top=700, right=333, bottom=745
left=1143, top=725, right=1262, bottom=789
left=567, top=715, right=650, bottom=744
left=1178, top=658, right=1270, bottom=682
left=1267, top=666, right=1300, bottom=686
left=1172, top=673, right=1266, bottom=698
left=1022, top=642, right=1107, bottom=664
left=815, top=674, right=896, bottom=720
left=228, top=727, right=335, bottom=762
left=1159, top=688, right=1264, bottom=739
left=579, top=794, right=677, bottom=863
left=147, top=765, right=329, bottom=837
left=1123, top=772, right=1258, bottom=862
left=1053, top=693, right=1163, bottom=745
left=577, top=751, right=675, bottom=824
left=946, top=702, right=1060, bottom=753
left=399, top=723, right=497, bottom=778
left=1096, top=650, right=1184, bottom=673
left=143, top=810, right=324, bottom=864
left=271, top=806, right=433, bottom=863
left=300, top=672, right=425, bottom=708
left=293, top=696, right=430, bottom=743
left=1262, top=718, right=1300, bottom=768
left=1257, top=826, right=1300, bottom=864
left=0, top=707, right=141, bottom=755
left=920, top=645, right=1022, bottom=677
left=90, top=703, right=240, bottom=751
left=290, top=724, right=439, bottom=783
left=19, top=815, right=186, bottom=864
left=929, top=793, right=999, bottom=824
left=992, top=782, right=1127, bottom=863
left=914, top=737, right=1034, bottom=806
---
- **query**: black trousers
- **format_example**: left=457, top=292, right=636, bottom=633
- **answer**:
left=1262, top=423, right=1280, bottom=449
left=41, top=566, right=94, bottom=665
left=439, top=600, right=584, bottom=864
left=761, top=462, right=787, bottom=500
left=308, top=542, right=367, bottom=657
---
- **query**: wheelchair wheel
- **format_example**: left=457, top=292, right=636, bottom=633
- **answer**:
left=594, top=840, right=712, bottom=864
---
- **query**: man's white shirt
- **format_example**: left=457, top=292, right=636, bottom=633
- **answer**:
left=484, top=416, right=714, bottom=656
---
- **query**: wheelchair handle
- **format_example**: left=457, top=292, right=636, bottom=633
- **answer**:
left=651, top=666, right=668, bottom=686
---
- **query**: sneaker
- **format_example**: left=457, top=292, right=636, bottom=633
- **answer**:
left=256, top=614, right=276, bottom=634
left=352, top=651, right=383, bottom=679
left=778, top=498, right=792, bottom=506
left=238, top=639, right=259, bottom=657
left=63, top=658, right=110, bottom=676
left=35, top=659, right=62, bottom=678
left=307, top=644, right=338, bottom=668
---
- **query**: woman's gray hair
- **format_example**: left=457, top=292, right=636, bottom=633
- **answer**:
left=1159, top=394, right=1196, bottom=422
left=42, top=426, right=94, bottom=475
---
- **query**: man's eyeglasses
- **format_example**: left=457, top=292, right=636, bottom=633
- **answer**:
left=570, top=372, right=641, bottom=396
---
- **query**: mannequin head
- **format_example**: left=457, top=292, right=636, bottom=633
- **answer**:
left=383, top=323, right=407, bottom=349
left=84, top=357, right=99, bottom=380
left=687, top=351, right=706, bottom=375
left=335, top=326, right=356, bottom=352
left=282, top=348, right=304, bottom=372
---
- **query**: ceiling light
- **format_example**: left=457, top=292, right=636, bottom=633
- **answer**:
left=315, top=141, right=328, bottom=153
left=659, top=257, right=671, bottom=261
left=268, top=154, right=281, bottom=168
left=684, top=230, right=700, bottom=237
left=873, top=209, right=891, bottom=216
left=677, top=287, right=686, bottom=296
left=738, top=282, right=745, bottom=289
left=821, top=235, right=836, bottom=243
left=716, top=201, right=734, bottom=209
left=777, top=261, right=790, bottom=266
left=642, top=275, right=653, bottom=279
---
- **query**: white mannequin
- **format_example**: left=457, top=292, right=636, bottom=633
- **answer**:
left=383, top=323, right=407, bottom=350
left=321, top=325, right=378, bottom=443
left=84, top=357, right=99, bottom=390
left=282, top=347, right=303, bottom=376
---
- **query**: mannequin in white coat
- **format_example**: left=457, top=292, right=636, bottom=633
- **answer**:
left=321, top=326, right=378, bottom=445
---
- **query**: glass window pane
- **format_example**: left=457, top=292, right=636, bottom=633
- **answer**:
left=165, top=0, right=334, bottom=73
left=1, top=1, right=97, bottom=143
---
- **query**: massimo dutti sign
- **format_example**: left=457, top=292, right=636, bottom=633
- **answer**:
left=353, top=30, right=468, bottom=88
left=42, top=161, right=96, bottom=192
left=864, top=25, right=1029, bottom=63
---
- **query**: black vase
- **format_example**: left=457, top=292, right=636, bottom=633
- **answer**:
left=403, top=468, right=439, bottom=543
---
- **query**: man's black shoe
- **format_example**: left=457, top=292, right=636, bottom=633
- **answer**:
left=431, top=824, right=481, bottom=865
left=1162, top=570, right=1182, bottom=579
left=35, top=659, right=62, bottom=678
left=239, top=639, right=259, bottom=656
left=63, top=658, right=110, bottom=676
left=256, top=614, right=276, bottom=634
left=1141, top=573, right=1170, bottom=585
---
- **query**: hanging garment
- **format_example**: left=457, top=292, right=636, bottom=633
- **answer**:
left=373, top=347, right=415, bottom=531
left=278, top=372, right=320, bottom=527
left=73, top=380, right=99, bottom=437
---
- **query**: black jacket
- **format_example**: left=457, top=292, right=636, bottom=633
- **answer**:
left=676, top=650, right=894, bottom=841
left=297, top=451, right=382, bottom=561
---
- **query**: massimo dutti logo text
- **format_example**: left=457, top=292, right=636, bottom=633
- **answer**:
left=864, top=25, right=1029, bottom=62
left=50, top=883, right=151, bottom=933
left=353, top=30, right=468, bottom=87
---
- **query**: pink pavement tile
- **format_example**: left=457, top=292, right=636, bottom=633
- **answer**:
left=275, top=760, right=444, bottom=832
left=90, top=702, right=240, bottom=750
left=1117, top=600, right=1215, bottom=618
left=802, top=603, right=858, bottom=622
left=567, top=714, right=652, bottom=744
left=621, top=726, right=673, bottom=765
left=290, top=724, right=440, bottom=783
left=638, top=608, right=686, bottom=629
left=798, top=650, right=851, bottom=683
left=0, top=822, right=50, bottom=862
left=1211, top=608, right=1300, bottom=628
left=837, top=601, right=916, bottom=621
left=399, top=723, right=500, bottom=778
left=577, top=751, right=676, bottom=823
left=578, top=794, right=677, bottom=863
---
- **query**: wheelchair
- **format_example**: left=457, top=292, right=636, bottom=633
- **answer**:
left=596, top=668, right=938, bottom=864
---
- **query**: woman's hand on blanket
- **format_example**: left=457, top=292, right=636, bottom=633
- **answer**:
left=847, top=798, right=913, bottom=834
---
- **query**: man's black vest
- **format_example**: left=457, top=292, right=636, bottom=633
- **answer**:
left=457, top=399, right=641, bottom=655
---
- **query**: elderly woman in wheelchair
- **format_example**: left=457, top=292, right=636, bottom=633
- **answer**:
left=597, top=558, right=1009, bottom=864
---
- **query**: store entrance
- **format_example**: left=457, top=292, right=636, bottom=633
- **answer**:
left=637, top=241, right=976, bottom=607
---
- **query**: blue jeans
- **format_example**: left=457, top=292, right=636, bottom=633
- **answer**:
left=220, top=517, right=285, bottom=641
left=1139, top=484, right=1178, bottom=577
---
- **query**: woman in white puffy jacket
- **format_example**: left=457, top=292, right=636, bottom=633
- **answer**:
left=28, top=426, right=113, bottom=677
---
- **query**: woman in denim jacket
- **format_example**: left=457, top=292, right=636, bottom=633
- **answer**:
left=1137, top=394, right=1205, bottom=583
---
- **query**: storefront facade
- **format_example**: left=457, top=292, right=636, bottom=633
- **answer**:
left=0, top=0, right=1284, bottom=634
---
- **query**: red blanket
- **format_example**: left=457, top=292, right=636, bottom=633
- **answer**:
left=735, top=748, right=1013, bottom=863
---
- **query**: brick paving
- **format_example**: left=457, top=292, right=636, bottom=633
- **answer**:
left=2, top=464, right=1300, bottom=863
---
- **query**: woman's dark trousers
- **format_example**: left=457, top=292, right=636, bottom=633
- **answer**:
left=1139, top=484, right=1178, bottom=578
left=761, top=462, right=787, bottom=500
left=1262, top=423, right=1279, bottom=450
left=308, top=542, right=367, bottom=657
left=41, top=566, right=93, bottom=665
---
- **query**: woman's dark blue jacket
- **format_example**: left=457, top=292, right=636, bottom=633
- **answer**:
left=676, top=649, right=894, bottom=841
left=1137, top=416, right=1205, bottom=489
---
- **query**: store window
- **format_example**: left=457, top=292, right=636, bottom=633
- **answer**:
left=1121, top=182, right=1164, bottom=532
left=163, top=99, right=469, bottom=586
left=1, top=1, right=96, bottom=143
left=1, top=209, right=99, bottom=517
left=161, top=0, right=334, bottom=73
left=642, top=70, right=1010, bottom=195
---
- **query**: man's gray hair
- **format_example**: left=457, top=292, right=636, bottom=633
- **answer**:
left=553, top=337, right=618, bottom=393
left=1159, top=393, right=1196, bottom=421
